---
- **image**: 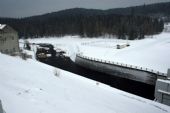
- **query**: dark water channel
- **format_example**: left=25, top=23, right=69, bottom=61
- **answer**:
left=41, top=56, right=155, bottom=100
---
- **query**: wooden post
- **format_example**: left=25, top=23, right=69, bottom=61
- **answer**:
left=167, top=69, right=170, bottom=79
left=0, top=100, right=3, bottom=113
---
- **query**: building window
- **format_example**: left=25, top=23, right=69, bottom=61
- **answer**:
left=0, top=38, right=5, bottom=44
left=13, top=48, right=15, bottom=52
left=1, top=38, right=7, bottom=43
left=5, top=49, right=8, bottom=53
left=0, top=40, right=3, bottom=44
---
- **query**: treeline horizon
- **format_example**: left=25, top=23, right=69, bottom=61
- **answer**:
left=0, top=1, right=169, bottom=39
left=0, top=14, right=164, bottom=40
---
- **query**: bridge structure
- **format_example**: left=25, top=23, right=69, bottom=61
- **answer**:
left=75, top=53, right=167, bottom=85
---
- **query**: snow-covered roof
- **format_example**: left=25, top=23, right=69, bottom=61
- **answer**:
left=0, top=24, right=6, bottom=30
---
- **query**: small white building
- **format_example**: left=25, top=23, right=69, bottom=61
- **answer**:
left=164, top=23, right=170, bottom=32
left=0, top=24, right=19, bottom=54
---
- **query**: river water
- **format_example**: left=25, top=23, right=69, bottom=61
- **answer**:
left=40, top=56, right=155, bottom=100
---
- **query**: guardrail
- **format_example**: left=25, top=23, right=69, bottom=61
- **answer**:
left=76, top=53, right=167, bottom=77
left=81, top=40, right=128, bottom=48
left=81, top=42, right=117, bottom=48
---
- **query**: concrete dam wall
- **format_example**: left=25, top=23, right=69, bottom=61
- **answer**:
left=75, top=54, right=166, bottom=85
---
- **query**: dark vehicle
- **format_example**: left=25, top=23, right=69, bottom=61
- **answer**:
left=57, top=51, right=66, bottom=57
left=55, top=48, right=66, bottom=57
left=36, top=43, right=56, bottom=60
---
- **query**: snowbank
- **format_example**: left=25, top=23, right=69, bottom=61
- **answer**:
left=0, top=53, right=170, bottom=113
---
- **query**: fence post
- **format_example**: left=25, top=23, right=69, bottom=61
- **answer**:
left=167, top=69, right=170, bottom=79
left=0, top=100, right=4, bottom=113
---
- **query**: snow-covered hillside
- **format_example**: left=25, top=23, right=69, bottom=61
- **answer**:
left=0, top=53, right=170, bottom=113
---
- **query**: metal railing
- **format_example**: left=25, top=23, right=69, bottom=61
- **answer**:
left=81, top=40, right=128, bottom=48
left=76, top=53, right=167, bottom=77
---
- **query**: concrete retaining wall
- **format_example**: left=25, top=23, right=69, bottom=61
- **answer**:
left=75, top=54, right=166, bottom=85
left=155, top=79, right=170, bottom=106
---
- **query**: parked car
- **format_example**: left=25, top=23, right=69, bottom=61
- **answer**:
left=36, top=43, right=56, bottom=60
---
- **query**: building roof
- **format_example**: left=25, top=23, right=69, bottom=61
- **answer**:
left=0, top=24, right=6, bottom=30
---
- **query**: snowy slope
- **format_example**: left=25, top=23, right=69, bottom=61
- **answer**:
left=0, top=53, right=170, bottom=113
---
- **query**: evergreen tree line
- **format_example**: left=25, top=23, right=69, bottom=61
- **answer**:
left=0, top=15, right=163, bottom=40
left=0, top=14, right=164, bottom=40
left=1, top=1, right=169, bottom=39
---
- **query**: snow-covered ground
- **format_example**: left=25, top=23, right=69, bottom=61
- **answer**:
left=20, top=36, right=103, bottom=61
left=0, top=53, right=170, bottom=113
left=80, top=33, right=170, bottom=74
left=23, top=31, right=170, bottom=74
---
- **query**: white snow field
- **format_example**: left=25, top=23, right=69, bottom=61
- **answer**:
left=24, top=31, right=170, bottom=74
left=80, top=32, right=170, bottom=74
left=0, top=53, right=170, bottom=113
